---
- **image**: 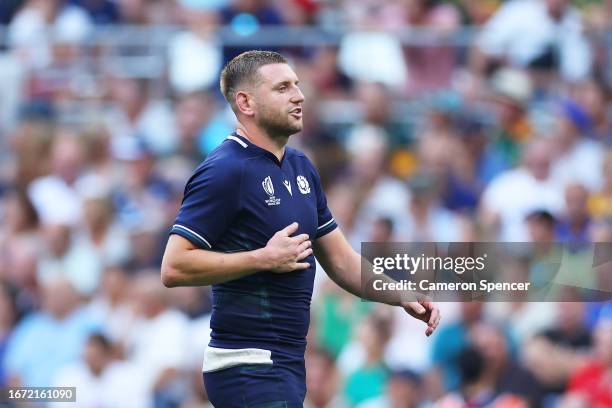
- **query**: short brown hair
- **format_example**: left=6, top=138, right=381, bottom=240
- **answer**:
left=219, top=50, right=288, bottom=110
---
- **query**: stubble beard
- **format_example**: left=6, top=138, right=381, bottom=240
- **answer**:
left=256, top=108, right=302, bottom=143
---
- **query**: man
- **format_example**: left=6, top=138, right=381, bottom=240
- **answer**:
left=472, top=0, right=591, bottom=81
left=161, top=50, right=440, bottom=407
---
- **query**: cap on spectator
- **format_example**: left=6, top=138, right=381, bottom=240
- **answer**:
left=490, top=68, right=533, bottom=106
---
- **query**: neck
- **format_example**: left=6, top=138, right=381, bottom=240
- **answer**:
left=236, top=122, right=287, bottom=162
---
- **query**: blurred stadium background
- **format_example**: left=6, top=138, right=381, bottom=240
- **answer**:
left=0, top=0, right=611, bottom=407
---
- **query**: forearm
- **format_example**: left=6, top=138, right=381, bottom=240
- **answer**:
left=326, top=250, right=407, bottom=307
left=162, top=246, right=268, bottom=287
left=315, top=230, right=414, bottom=306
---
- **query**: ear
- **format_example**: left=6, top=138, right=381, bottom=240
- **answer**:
left=235, top=91, right=255, bottom=117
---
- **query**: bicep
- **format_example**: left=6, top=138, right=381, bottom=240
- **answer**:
left=166, top=233, right=198, bottom=254
left=161, top=234, right=198, bottom=271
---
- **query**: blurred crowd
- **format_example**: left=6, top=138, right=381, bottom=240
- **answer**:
left=0, top=0, right=611, bottom=407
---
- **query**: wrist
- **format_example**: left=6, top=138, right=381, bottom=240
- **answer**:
left=252, top=247, right=272, bottom=271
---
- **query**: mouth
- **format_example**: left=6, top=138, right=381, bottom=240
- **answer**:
left=289, top=107, right=302, bottom=119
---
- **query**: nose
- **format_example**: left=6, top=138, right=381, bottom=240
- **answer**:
left=291, top=85, right=305, bottom=104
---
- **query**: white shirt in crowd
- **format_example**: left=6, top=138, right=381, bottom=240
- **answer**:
left=551, top=139, right=604, bottom=192
left=52, top=361, right=149, bottom=408
left=124, top=309, right=191, bottom=390
left=481, top=167, right=564, bottom=241
left=477, top=0, right=591, bottom=80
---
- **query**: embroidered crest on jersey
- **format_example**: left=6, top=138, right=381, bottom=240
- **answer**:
left=296, top=176, right=310, bottom=194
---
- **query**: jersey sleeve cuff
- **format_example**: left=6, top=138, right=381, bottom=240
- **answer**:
left=170, top=224, right=212, bottom=249
left=315, top=218, right=337, bottom=239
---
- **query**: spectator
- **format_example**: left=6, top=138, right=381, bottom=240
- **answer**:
left=304, top=348, right=348, bottom=408
left=341, top=310, right=392, bottom=406
left=104, top=76, right=178, bottom=156
left=403, top=0, right=462, bottom=94
left=524, top=301, right=592, bottom=398
left=550, top=101, right=604, bottom=191
left=88, top=266, right=135, bottom=344
left=28, top=131, right=86, bottom=226
left=37, top=222, right=102, bottom=296
left=52, top=333, right=148, bottom=408
left=168, top=2, right=222, bottom=94
left=111, top=138, right=171, bottom=235
left=361, top=368, right=423, bottom=408
left=431, top=301, right=484, bottom=392
left=563, top=310, right=612, bottom=407
left=302, top=46, right=353, bottom=98
left=3, top=276, right=101, bottom=387
left=397, top=171, right=464, bottom=241
left=312, top=282, right=373, bottom=359
left=470, top=321, right=544, bottom=406
left=172, top=91, right=224, bottom=165
left=72, top=193, right=131, bottom=273
left=555, top=183, right=592, bottom=251
left=473, top=0, right=592, bottom=81
left=338, top=33, right=408, bottom=88
left=8, top=0, right=93, bottom=69
left=571, top=79, right=611, bottom=144
left=434, top=345, right=528, bottom=408
left=480, top=138, right=564, bottom=241
left=481, top=68, right=534, bottom=182
left=123, top=273, right=191, bottom=407
left=588, top=150, right=612, bottom=220
left=341, top=124, right=410, bottom=248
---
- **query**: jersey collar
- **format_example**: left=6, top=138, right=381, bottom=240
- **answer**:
left=227, top=132, right=287, bottom=167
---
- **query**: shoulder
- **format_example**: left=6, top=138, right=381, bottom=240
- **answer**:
left=191, top=141, right=247, bottom=182
left=287, top=147, right=317, bottom=172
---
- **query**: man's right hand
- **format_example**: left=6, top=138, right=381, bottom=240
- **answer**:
left=261, top=222, right=312, bottom=273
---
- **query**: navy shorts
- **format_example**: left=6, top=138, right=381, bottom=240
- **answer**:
left=203, top=361, right=306, bottom=408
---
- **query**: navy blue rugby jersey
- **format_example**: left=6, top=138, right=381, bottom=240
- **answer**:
left=170, top=132, right=337, bottom=362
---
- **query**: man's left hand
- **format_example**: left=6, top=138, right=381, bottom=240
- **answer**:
left=401, top=300, right=441, bottom=337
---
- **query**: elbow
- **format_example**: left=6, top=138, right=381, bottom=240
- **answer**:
left=160, top=263, right=182, bottom=288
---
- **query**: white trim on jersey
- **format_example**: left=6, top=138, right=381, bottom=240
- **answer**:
left=317, top=218, right=335, bottom=230
left=202, top=346, right=273, bottom=373
left=227, top=135, right=248, bottom=148
left=172, top=224, right=212, bottom=248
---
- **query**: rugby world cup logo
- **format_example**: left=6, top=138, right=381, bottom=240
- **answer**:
left=262, top=176, right=280, bottom=206
left=262, top=176, right=274, bottom=196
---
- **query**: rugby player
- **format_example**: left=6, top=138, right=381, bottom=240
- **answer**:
left=161, top=50, right=440, bottom=407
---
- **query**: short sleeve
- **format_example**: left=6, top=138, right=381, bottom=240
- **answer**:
left=170, top=160, right=242, bottom=249
left=308, top=161, right=337, bottom=239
